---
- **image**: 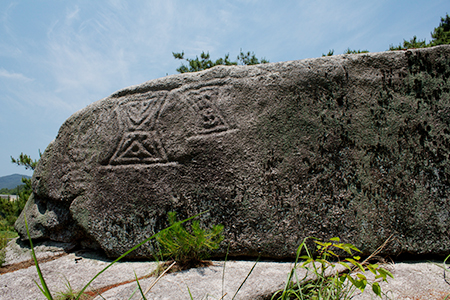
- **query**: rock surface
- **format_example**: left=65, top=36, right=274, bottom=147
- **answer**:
left=15, top=45, right=450, bottom=259
left=1, top=239, right=449, bottom=300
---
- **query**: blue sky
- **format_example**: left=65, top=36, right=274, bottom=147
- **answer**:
left=0, top=0, right=448, bottom=177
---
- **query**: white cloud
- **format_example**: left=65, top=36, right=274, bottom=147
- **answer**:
left=1, top=1, right=17, bottom=37
left=40, top=1, right=188, bottom=102
left=65, top=5, right=80, bottom=24
left=0, top=43, right=22, bottom=57
left=43, top=5, right=129, bottom=100
left=0, top=68, right=33, bottom=81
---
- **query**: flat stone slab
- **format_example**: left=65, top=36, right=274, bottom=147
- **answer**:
left=353, top=261, right=450, bottom=300
left=93, top=261, right=293, bottom=300
left=0, top=246, right=157, bottom=300
left=97, top=261, right=450, bottom=300
left=1, top=239, right=449, bottom=300
left=1, top=237, right=75, bottom=268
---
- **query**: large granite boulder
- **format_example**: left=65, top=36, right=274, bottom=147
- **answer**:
left=16, top=45, right=450, bottom=259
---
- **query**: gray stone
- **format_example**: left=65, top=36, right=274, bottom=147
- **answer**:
left=0, top=244, right=157, bottom=300
left=96, top=261, right=450, bottom=300
left=93, top=261, right=293, bottom=300
left=1, top=237, right=74, bottom=268
left=15, top=45, right=450, bottom=259
left=1, top=240, right=449, bottom=300
left=352, top=262, right=450, bottom=300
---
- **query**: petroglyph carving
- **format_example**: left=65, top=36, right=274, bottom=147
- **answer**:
left=185, top=89, right=229, bottom=134
left=107, top=88, right=233, bottom=166
left=109, top=131, right=167, bottom=165
left=109, top=93, right=167, bottom=165
left=121, top=94, right=166, bottom=131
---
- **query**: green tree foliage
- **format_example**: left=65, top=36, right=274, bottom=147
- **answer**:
left=430, top=13, right=450, bottom=46
left=323, top=15, right=450, bottom=55
left=390, top=13, right=450, bottom=50
left=322, top=49, right=334, bottom=57
left=11, top=152, right=40, bottom=170
left=237, top=50, right=269, bottom=65
left=173, top=49, right=268, bottom=73
left=343, top=48, right=369, bottom=54
left=11, top=152, right=40, bottom=210
left=0, top=186, right=26, bottom=195
left=322, top=49, right=369, bottom=57
left=389, top=35, right=428, bottom=50
left=0, top=196, right=24, bottom=231
left=0, top=152, right=41, bottom=232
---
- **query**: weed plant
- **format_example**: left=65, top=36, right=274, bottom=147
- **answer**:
left=272, top=237, right=393, bottom=300
left=54, top=277, right=90, bottom=300
left=24, top=212, right=394, bottom=300
left=23, top=213, right=203, bottom=300
left=156, top=211, right=224, bottom=267
left=0, top=234, right=7, bottom=267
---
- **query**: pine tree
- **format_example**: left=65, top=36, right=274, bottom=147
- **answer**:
left=390, top=14, right=450, bottom=50
left=10, top=152, right=41, bottom=213
left=173, top=49, right=268, bottom=73
left=430, top=13, right=450, bottom=46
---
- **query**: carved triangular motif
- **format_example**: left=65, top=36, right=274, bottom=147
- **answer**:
left=109, top=131, right=167, bottom=165
left=122, top=140, right=156, bottom=159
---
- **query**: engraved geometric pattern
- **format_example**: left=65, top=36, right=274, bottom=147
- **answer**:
left=109, top=131, right=167, bottom=165
left=122, top=97, right=165, bottom=131
left=189, top=92, right=228, bottom=134
left=126, top=101, right=153, bottom=126
left=107, top=90, right=230, bottom=166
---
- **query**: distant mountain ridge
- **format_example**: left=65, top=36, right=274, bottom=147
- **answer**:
left=0, top=174, right=31, bottom=190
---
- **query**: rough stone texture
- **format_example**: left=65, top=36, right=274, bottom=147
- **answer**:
left=15, top=45, right=450, bottom=259
left=1, top=241, right=449, bottom=300
left=93, top=261, right=293, bottom=300
left=352, top=262, right=450, bottom=300
left=95, top=261, right=450, bottom=300
left=1, top=237, right=74, bottom=267
left=0, top=246, right=157, bottom=300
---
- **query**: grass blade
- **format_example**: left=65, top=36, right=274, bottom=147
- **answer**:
left=24, top=211, right=205, bottom=300
left=74, top=212, right=203, bottom=299
left=279, top=237, right=310, bottom=300
left=444, top=253, right=450, bottom=286
left=143, top=261, right=176, bottom=297
left=222, top=243, right=230, bottom=298
left=187, top=284, right=194, bottom=300
left=134, top=271, right=147, bottom=300
left=231, top=257, right=260, bottom=300
left=24, top=215, right=54, bottom=300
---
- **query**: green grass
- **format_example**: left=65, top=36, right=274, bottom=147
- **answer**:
left=0, top=235, right=7, bottom=267
left=25, top=212, right=206, bottom=300
left=0, top=230, right=19, bottom=239
left=271, top=237, right=393, bottom=300
left=23, top=212, right=395, bottom=300
left=54, top=277, right=90, bottom=300
left=0, top=230, right=17, bottom=267
left=156, top=211, right=224, bottom=268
